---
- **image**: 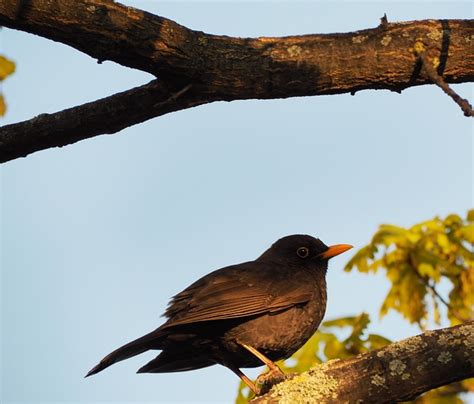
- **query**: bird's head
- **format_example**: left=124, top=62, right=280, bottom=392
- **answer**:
left=257, top=234, right=352, bottom=270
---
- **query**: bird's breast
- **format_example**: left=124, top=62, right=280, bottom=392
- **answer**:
left=219, top=286, right=327, bottom=367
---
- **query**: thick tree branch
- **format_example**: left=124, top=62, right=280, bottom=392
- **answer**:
left=1, top=1, right=472, bottom=96
left=0, top=1, right=473, bottom=162
left=0, top=80, right=209, bottom=162
left=252, top=322, right=474, bottom=403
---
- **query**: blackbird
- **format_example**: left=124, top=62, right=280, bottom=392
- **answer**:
left=86, top=235, right=352, bottom=393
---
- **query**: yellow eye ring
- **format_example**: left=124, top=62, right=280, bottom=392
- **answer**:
left=296, top=247, right=309, bottom=258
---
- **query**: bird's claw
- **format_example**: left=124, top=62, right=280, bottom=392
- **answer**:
left=255, top=367, right=287, bottom=395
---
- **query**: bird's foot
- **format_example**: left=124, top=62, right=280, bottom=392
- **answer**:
left=255, top=367, right=287, bottom=395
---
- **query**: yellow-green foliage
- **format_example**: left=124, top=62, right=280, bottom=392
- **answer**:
left=406, top=379, right=474, bottom=404
left=345, top=210, right=473, bottom=328
left=236, top=313, right=391, bottom=403
left=0, top=54, right=16, bottom=116
left=235, top=210, right=473, bottom=403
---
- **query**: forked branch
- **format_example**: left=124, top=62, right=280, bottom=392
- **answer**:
left=0, top=0, right=473, bottom=162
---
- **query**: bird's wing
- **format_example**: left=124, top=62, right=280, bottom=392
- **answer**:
left=161, top=262, right=313, bottom=328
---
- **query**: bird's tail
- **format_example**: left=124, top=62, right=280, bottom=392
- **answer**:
left=136, top=349, right=215, bottom=373
left=85, top=329, right=163, bottom=377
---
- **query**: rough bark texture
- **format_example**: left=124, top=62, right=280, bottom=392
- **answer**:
left=1, top=2, right=473, bottom=402
left=0, top=0, right=474, bottom=162
left=0, top=0, right=473, bottom=162
left=251, top=322, right=474, bottom=403
left=2, top=0, right=473, bottom=96
left=0, top=80, right=209, bottom=162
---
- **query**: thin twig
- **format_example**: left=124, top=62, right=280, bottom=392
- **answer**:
left=423, top=279, right=456, bottom=316
left=418, top=52, right=473, bottom=117
left=409, top=254, right=470, bottom=323
left=422, top=275, right=469, bottom=323
left=153, top=84, right=192, bottom=108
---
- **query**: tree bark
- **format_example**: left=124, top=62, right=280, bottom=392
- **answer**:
left=251, top=321, right=474, bottom=403
left=0, top=80, right=210, bottom=162
left=2, top=1, right=473, bottom=95
left=1, top=2, right=473, bottom=402
left=0, top=0, right=473, bottom=162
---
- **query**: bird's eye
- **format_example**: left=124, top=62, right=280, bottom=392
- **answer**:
left=296, top=247, right=309, bottom=258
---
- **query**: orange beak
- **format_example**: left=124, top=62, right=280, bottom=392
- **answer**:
left=319, top=244, right=353, bottom=259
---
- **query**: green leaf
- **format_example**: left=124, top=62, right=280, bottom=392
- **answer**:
left=323, top=338, right=346, bottom=360
left=418, top=262, right=440, bottom=282
left=459, top=224, right=474, bottom=243
left=444, top=214, right=462, bottom=228
left=467, top=210, right=474, bottom=223
left=344, top=245, right=376, bottom=273
left=0, top=94, right=5, bottom=117
left=366, top=334, right=391, bottom=349
left=0, top=55, right=15, bottom=80
left=436, top=233, right=450, bottom=252
left=461, top=378, right=474, bottom=392
left=347, top=313, right=370, bottom=341
left=373, top=224, right=410, bottom=247
left=433, top=294, right=441, bottom=325
left=380, top=286, right=399, bottom=318
left=347, top=210, right=471, bottom=327
left=399, top=270, right=427, bottom=324
left=235, top=380, right=253, bottom=404
left=288, top=333, right=323, bottom=371
left=322, top=316, right=359, bottom=328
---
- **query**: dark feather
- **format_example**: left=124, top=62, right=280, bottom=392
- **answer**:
left=137, top=350, right=215, bottom=373
left=161, top=261, right=313, bottom=329
left=85, top=329, right=165, bottom=377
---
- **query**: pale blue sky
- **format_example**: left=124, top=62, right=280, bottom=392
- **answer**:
left=1, top=1, right=472, bottom=403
